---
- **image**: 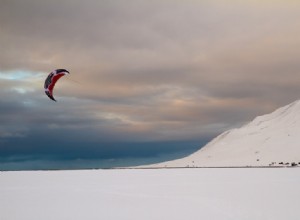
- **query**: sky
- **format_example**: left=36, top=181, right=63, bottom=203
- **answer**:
left=1, top=0, right=300, bottom=170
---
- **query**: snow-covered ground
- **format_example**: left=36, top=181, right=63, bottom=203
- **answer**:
left=150, top=100, right=300, bottom=167
left=1, top=168, right=300, bottom=220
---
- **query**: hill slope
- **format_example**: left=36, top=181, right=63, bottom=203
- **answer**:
left=152, top=100, right=300, bottom=167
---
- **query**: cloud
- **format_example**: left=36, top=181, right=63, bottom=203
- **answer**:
left=1, top=0, right=300, bottom=166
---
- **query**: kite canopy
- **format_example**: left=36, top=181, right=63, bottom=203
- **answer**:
left=44, top=69, right=70, bottom=101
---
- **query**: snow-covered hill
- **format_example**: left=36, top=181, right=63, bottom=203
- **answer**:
left=151, top=100, right=300, bottom=167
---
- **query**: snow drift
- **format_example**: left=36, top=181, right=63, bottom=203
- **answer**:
left=151, top=100, right=300, bottom=167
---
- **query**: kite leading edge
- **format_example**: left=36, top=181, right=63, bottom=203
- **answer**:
left=44, top=69, right=70, bottom=101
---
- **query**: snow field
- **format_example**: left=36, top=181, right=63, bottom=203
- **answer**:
left=1, top=168, right=300, bottom=220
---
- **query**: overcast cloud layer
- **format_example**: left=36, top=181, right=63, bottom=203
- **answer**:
left=1, top=0, right=300, bottom=169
